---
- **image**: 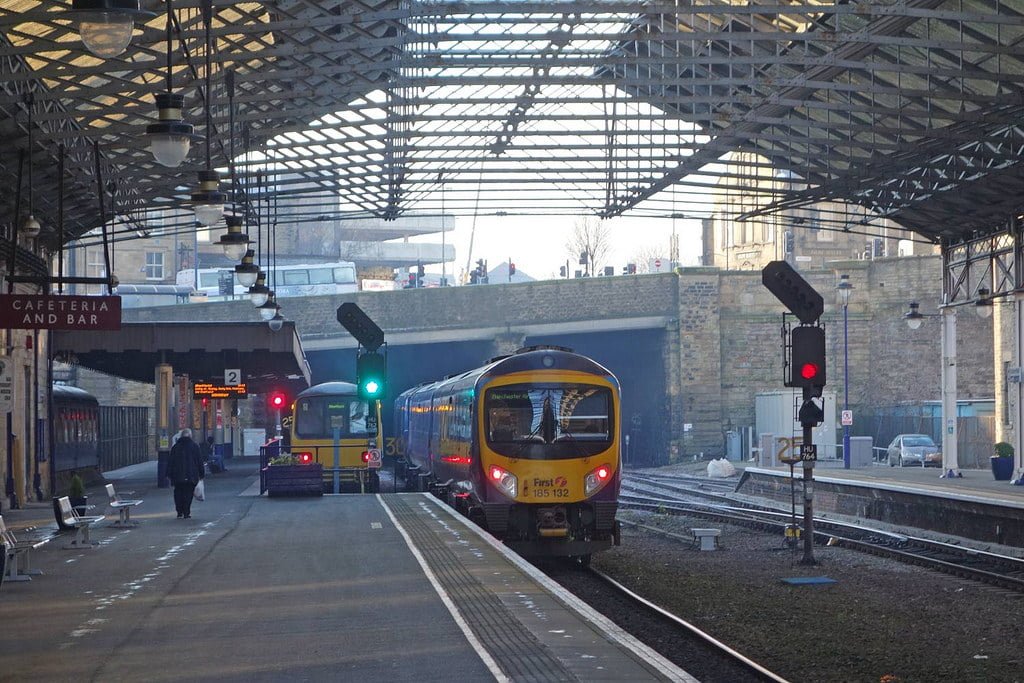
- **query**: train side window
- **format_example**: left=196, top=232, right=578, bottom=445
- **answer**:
left=308, top=268, right=333, bottom=284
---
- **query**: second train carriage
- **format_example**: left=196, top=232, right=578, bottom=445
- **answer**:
left=288, top=381, right=383, bottom=493
left=395, top=346, right=621, bottom=562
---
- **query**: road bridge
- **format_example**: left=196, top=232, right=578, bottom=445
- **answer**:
left=120, top=259, right=992, bottom=463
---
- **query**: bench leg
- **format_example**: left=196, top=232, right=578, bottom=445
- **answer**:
left=4, top=550, right=35, bottom=581
left=63, top=524, right=96, bottom=550
left=110, top=507, right=135, bottom=528
left=4, top=548, right=30, bottom=581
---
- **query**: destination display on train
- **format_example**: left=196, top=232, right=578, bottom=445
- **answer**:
left=193, top=383, right=248, bottom=399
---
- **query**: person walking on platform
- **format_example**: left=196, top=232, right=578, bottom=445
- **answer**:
left=168, top=428, right=204, bottom=519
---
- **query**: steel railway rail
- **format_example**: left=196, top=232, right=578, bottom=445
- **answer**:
left=541, top=561, right=790, bottom=683
left=618, top=482, right=1024, bottom=593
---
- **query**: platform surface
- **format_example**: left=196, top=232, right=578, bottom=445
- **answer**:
left=0, top=460, right=692, bottom=682
left=747, top=461, right=1024, bottom=508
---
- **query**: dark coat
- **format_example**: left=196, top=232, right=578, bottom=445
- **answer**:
left=168, top=436, right=204, bottom=484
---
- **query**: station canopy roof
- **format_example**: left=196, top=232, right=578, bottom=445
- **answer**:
left=51, top=321, right=311, bottom=393
left=2, top=0, right=1024, bottom=250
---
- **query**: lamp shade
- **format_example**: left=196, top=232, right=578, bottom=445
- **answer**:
left=248, top=272, right=269, bottom=306
left=976, top=288, right=993, bottom=319
left=146, top=93, right=200, bottom=168
left=214, top=214, right=251, bottom=261
left=79, top=13, right=134, bottom=58
left=21, top=214, right=41, bottom=239
left=257, top=293, right=278, bottom=321
left=268, top=312, right=285, bottom=332
left=905, top=302, right=923, bottom=330
left=234, top=250, right=259, bottom=287
left=191, top=169, right=227, bottom=226
left=69, top=0, right=153, bottom=59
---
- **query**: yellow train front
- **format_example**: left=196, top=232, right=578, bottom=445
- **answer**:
left=397, top=346, right=621, bottom=562
left=289, top=382, right=382, bottom=493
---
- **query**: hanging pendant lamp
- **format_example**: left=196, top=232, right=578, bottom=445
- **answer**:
left=257, top=291, right=279, bottom=321
left=68, top=0, right=154, bottom=59
left=145, top=0, right=200, bottom=168
left=234, top=249, right=259, bottom=287
left=248, top=271, right=269, bottom=307
left=22, top=93, right=41, bottom=239
left=215, top=214, right=251, bottom=261
left=191, top=169, right=226, bottom=225
left=189, top=0, right=225, bottom=225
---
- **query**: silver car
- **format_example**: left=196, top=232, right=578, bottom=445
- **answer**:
left=887, top=434, right=942, bottom=467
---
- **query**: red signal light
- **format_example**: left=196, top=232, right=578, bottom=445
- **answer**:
left=297, top=452, right=313, bottom=465
left=800, top=363, right=820, bottom=381
left=270, top=392, right=286, bottom=409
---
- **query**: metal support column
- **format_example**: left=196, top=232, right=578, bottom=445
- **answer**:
left=940, top=308, right=960, bottom=478
left=155, top=363, right=173, bottom=488
left=1014, top=292, right=1024, bottom=483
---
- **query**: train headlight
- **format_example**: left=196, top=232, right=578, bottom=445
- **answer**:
left=488, top=465, right=517, bottom=498
left=584, top=463, right=612, bottom=496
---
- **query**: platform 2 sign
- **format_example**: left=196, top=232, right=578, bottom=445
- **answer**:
left=0, top=294, right=121, bottom=330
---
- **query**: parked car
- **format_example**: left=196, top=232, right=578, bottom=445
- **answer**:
left=886, top=434, right=943, bottom=467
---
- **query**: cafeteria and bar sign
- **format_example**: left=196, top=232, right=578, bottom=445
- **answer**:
left=0, top=294, right=121, bottom=330
left=193, top=383, right=248, bottom=399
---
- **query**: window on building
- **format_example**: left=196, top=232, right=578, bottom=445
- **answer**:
left=85, top=250, right=106, bottom=295
left=145, top=252, right=164, bottom=280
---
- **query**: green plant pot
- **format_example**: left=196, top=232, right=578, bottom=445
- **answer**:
left=991, top=456, right=1014, bottom=481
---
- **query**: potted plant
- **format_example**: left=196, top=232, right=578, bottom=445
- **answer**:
left=68, top=473, right=89, bottom=516
left=991, top=442, right=1014, bottom=481
left=263, top=454, right=323, bottom=497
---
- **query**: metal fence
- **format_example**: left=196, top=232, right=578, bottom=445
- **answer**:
left=857, top=410, right=995, bottom=469
left=98, top=405, right=151, bottom=471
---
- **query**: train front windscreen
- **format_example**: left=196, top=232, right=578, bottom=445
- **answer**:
left=484, top=384, right=612, bottom=459
left=294, top=396, right=378, bottom=439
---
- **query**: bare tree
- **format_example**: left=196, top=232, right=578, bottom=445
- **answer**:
left=565, top=217, right=612, bottom=275
left=629, top=244, right=663, bottom=273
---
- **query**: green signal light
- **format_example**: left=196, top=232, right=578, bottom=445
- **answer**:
left=356, top=351, right=386, bottom=400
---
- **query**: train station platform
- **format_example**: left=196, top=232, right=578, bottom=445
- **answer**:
left=737, top=462, right=1024, bottom=548
left=0, top=459, right=693, bottom=682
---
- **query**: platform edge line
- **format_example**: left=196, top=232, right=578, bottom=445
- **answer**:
left=377, top=494, right=509, bottom=683
left=418, top=495, right=699, bottom=683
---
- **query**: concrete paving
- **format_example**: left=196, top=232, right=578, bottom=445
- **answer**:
left=1, top=458, right=690, bottom=682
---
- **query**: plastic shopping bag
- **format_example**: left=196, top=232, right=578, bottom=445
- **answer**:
left=193, top=479, right=206, bottom=501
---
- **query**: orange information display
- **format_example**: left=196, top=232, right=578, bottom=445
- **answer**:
left=193, top=383, right=248, bottom=399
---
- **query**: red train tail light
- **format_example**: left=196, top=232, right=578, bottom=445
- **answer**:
left=584, top=463, right=613, bottom=496
left=488, top=465, right=518, bottom=498
left=296, top=452, right=313, bottom=465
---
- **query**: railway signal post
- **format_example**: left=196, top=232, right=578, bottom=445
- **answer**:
left=762, top=261, right=826, bottom=565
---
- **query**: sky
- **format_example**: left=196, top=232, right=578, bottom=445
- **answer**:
left=412, top=214, right=705, bottom=283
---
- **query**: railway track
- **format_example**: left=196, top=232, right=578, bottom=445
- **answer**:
left=541, top=561, right=790, bottom=683
left=621, top=472, right=1024, bottom=593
